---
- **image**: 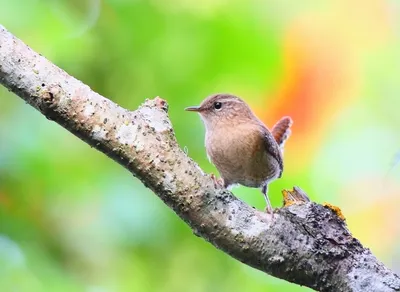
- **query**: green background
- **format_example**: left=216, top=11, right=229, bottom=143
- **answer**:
left=1, top=0, right=400, bottom=291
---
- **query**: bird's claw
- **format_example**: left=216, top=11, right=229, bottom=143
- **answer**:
left=210, top=173, right=224, bottom=188
left=264, top=205, right=273, bottom=214
left=264, top=205, right=274, bottom=219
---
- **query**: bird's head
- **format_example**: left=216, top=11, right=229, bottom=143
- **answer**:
left=185, top=94, right=255, bottom=130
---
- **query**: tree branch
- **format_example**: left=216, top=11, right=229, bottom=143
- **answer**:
left=0, top=24, right=399, bottom=292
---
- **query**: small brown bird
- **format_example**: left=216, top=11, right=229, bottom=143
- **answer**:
left=185, top=94, right=292, bottom=213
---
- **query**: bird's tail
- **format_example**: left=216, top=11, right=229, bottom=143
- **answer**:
left=271, top=116, right=293, bottom=150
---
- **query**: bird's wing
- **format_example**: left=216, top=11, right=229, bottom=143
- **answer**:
left=262, top=127, right=284, bottom=178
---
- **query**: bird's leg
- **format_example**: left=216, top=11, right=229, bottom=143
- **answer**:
left=262, top=185, right=273, bottom=215
left=210, top=173, right=224, bottom=188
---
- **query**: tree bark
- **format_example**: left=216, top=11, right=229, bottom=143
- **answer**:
left=0, top=24, right=399, bottom=292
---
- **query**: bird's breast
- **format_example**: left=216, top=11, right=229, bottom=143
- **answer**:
left=205, top=124, right=280, bottom=188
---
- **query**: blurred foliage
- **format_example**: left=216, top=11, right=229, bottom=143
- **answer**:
left=1, top=0, right=400, bottom=291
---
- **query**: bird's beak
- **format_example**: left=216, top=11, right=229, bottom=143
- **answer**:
left=185, top=106, right=201, bottom=112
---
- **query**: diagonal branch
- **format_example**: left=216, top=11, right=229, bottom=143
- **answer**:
left=0, top=24, right=399, bottom=292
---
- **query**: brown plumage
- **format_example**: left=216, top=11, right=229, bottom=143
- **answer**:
left=185, top=93, right=293, bottom=214
left=272, top=116, right=293, bottom=149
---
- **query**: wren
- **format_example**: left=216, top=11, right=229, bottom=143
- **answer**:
left=185, top=94, right=292, bottom=214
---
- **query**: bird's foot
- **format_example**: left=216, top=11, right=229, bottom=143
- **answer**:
left=210, top=173, right=224, bottom=188
left=264, top=205, right=274, bottom=219
left=264, top=205, right=273, bottom=214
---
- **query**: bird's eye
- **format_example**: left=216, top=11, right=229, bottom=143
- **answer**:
left=214, top=102, right=222, bottom=110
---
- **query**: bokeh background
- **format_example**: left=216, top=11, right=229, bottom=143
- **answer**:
left=1, top=0, right=400, bottom=291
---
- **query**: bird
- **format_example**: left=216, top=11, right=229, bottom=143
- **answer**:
left=185, top=93, right=292, bottom=214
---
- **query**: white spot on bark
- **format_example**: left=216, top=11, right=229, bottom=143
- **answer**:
left=269, top=255, right=284, bottom=264
left=92, top=125, right=108, bottom=141
left=115, top=123, right=145, bottom=151
left=163, top=172, right=176, bottom=193
left=135, top=141, right=145, bottom=151
left=140, top=107, right=170, bottom=132
left=84, top=104, right=95, bottom=117
left=116, top=124, right=137, bottom=145
left=225, top=202, right=271, bottom=238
